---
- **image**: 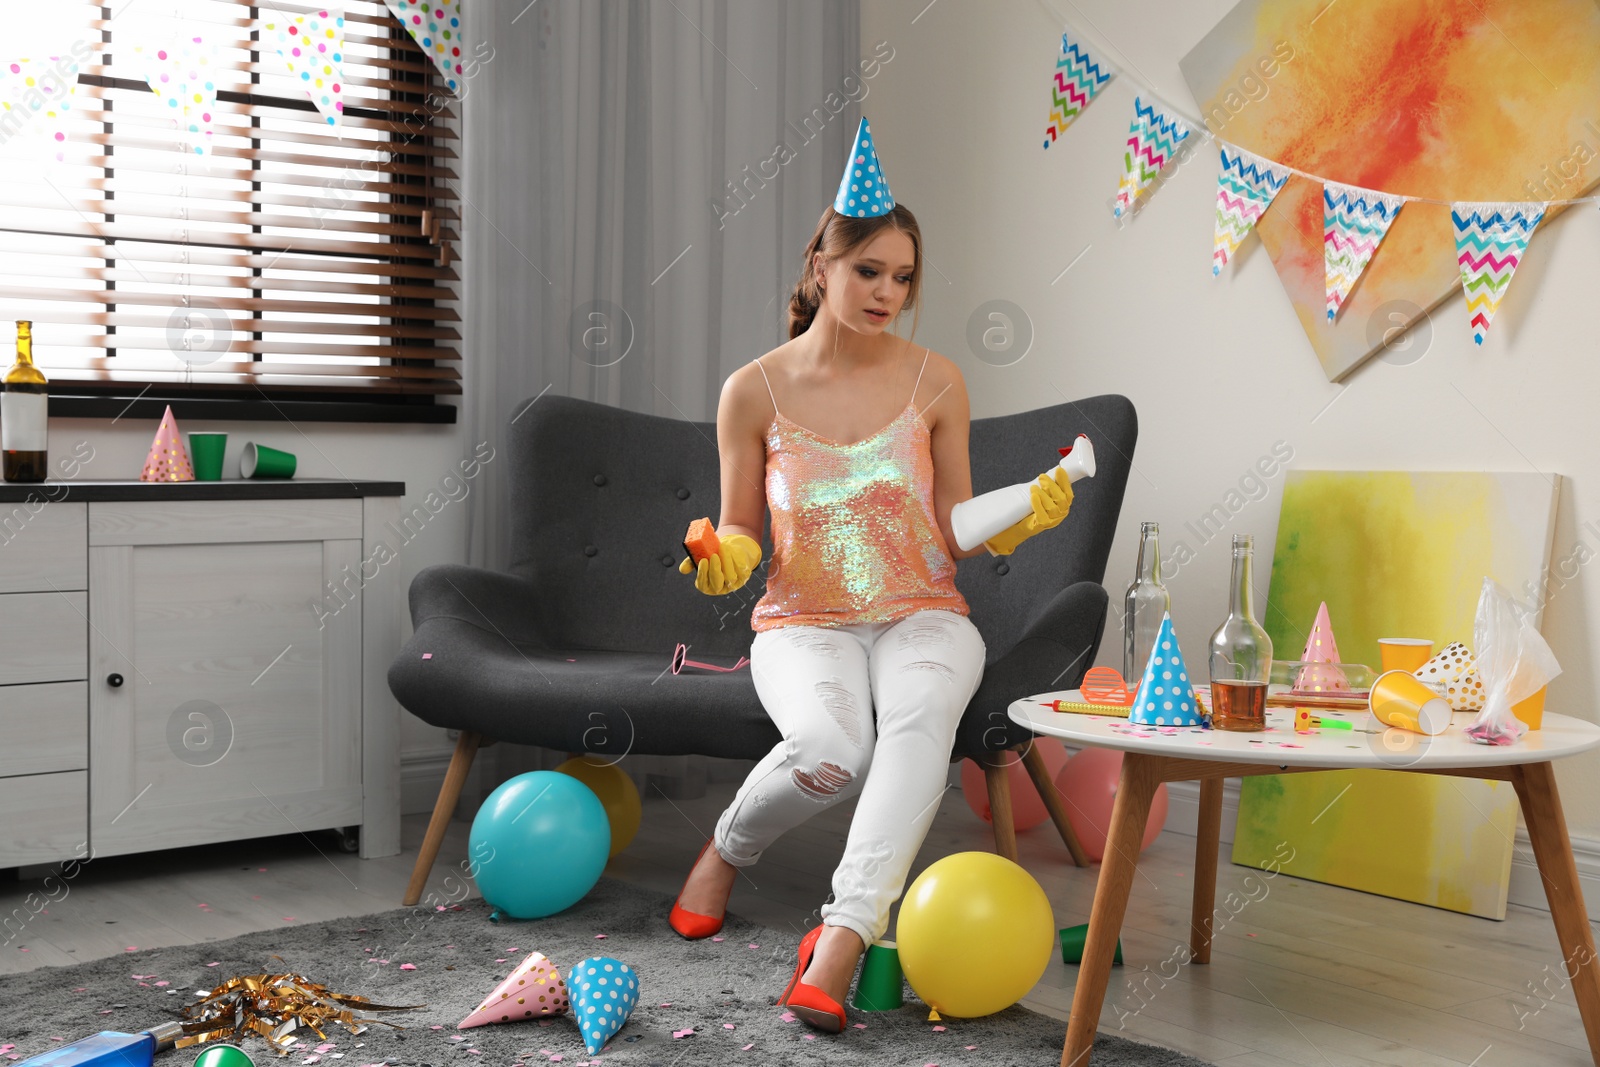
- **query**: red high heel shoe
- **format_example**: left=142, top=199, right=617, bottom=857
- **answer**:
left=668, top=839, right=726, bottom=940
left=777, top=924, right=847, bottom=1033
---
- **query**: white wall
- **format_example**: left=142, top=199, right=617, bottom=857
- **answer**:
left=861, top=0, right=1600, bottom=834
left=46, top=413, right=470, bottom=808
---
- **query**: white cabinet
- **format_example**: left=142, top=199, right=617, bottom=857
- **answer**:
left=0, top=484, right=402, bottom=866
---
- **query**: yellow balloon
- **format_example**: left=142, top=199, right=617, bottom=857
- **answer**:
left=553, top=757, right=641, bottom=857
left=895, top=852, right=1056, bottom=1017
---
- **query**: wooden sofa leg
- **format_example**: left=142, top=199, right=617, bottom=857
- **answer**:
left=402, top=731, right=482, bottom=907
left=979, top=753, right=1019, bottom=862
left=1017, top=742, right=1090, bottom=868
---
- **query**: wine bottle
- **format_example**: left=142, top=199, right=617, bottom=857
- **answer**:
left=1207, top=534, right=1273, bottom=731
left=2, top=320, right=48, bottom=483
left=1123, top=521, right=1171, bottom=681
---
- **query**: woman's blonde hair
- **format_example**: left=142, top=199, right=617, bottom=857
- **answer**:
left=786, top=204, right=923, bottom=340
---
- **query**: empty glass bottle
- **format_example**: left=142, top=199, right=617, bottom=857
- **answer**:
left=1123, top=522, right=1171, bottom=682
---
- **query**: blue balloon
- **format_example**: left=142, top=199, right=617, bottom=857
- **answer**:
left=469, top=771, right=610, bottom=918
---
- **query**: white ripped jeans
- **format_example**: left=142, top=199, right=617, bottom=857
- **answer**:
left=712, top=608, right=987, bottom=948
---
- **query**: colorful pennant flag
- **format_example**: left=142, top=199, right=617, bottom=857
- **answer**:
left=1323, top=182, right=1404, bottom=321
left=1042, top=28, right=1112, bottom=149
left=382, top=0, right=463, bottom=94
left=1452, top=201, right=1546, bottom=345
left=135, top=37, right=219, bottom=156
left=0, top=55, right=85, bottom=162
left=1113, top=96, right=1191, bottom=220
left=262, top=8, right=345, bottom=127
left=1212, top=146, right=1288, bottom=275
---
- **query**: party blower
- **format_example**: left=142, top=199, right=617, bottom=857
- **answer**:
left=12, top=1023, right=185, bottom=1067
left=950, top=435, right=1097, bottom=552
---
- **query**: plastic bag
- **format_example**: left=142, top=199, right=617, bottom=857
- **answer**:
left=1463, top=578, right=1561, bottom=746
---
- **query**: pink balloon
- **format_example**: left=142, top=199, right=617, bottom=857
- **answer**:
left=1052, top=748, right=1168, bottom=862
left=958, top=738, right=1071, bottom=832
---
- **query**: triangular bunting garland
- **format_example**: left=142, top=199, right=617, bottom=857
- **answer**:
left=0, top=55, right=86, bottom=163
left=1452, top=201, right=1545, bottom=345
left=1129, top=612, right=1202, bottom=727
left=140, top=405, right=194, bottom=482
left=1113, top=96, right=1191, bottom=220
left=1042, top=28, right=1112, bottom=149
left=1294, top=601, right=1349, bottom=692
left=1212, top=146, right=1288, bottom=275
left=1323, top=182, right=1404, bottom=321
left=382, top=0, right=463, bottom=94
left=833, top=116, right=895, bottom=218
left=262, top=7, right=346, bottom=126
left=135, top=37, right=219, bottom=156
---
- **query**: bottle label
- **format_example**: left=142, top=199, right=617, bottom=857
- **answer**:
left=1, top=391, right=47, bottom=451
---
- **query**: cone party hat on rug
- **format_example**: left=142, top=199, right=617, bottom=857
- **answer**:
left=834, top=117, right=894, bottom=218
left=458, top=949, right=569, bottom=1029
left=1414, top=641, right=1487, bottom=712
left=1129, top=612, right=1201, bottom=727
left=140, top=405, right=194, bottom=482
left=567, top=956, right=639, bottom=1054
left=1294, top=601, right=1349, bottom=692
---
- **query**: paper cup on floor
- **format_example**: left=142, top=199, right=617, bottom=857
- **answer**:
left=1369, top=670, right=1451, bottom=735
left=1378, top=638, right=1434, bottom=673
left=1058, top=923, right=1121, bottom=966
left=241, top=442, right=296, bottom=479
left=851, top=939, right=905, bottom=1011
left=1512, top=685, right=1547, bottom=731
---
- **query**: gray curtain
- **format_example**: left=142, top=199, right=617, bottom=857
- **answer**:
left=460, top=0, right=862, bottom=799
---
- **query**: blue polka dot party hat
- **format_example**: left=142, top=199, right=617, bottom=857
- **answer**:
left=567, top=955, right=639, bottom=1054
left=1129, top=612, right=1202, bottom=727
left=834, top=116, right=895, bottom=218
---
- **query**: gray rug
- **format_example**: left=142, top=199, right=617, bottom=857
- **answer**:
left=0, top=878, right=1213, bottom=1066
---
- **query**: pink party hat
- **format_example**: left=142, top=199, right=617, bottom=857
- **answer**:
left=458, top=950, right=570, bottom=1029
left=1294, top=602, right=1349, bottom=692
left=833, top=117, right=895, bottom=218
left=139, top=405, right=194, bottom=482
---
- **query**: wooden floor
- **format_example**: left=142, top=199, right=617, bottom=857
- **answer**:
left=2, top=778, right=1596, bottom=1066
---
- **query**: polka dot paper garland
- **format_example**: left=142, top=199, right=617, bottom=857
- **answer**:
left=134, top=37, right=218, bottom=157
left=262, top=7, right=346, bottom=127
left=382, top=0, right=464, bottom=94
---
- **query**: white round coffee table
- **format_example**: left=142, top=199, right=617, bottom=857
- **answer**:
left=1009, top=689, right=1600, bottom=1066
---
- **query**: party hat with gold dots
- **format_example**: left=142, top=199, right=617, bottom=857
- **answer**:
left=834, top=117, right=895, bottom=218
left=139, top=405, right=195, bottom=482
left=1294, top=602, right=1349, bottom=692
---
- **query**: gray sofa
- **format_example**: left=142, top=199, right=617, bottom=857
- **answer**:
left=391, top=392, right=1136, bottom=905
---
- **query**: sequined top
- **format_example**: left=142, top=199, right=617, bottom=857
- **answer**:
left=749, top=351, right=969, bottom=631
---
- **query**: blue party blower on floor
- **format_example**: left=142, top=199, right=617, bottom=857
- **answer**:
left=13, top=1022, right=184, bottom=1067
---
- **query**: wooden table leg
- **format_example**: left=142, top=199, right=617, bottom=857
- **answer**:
left=1061, top=752, right=1161, bottom=1067
left=1512, top=761, right=1600, bottom=1065
left=1190, top=776, right=1223, bottom=964
left=1019, top=741, right=1090, bottom=867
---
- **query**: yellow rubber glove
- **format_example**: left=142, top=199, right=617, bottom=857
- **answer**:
left=678, top=533, right=763, bottom=595
left=983, top=467, right=1074, bottom=556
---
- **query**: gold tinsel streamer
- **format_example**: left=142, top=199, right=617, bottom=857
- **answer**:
left=178, top=971, right=426, bottom=1055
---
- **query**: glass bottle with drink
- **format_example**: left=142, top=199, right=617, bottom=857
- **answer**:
left=1208, top=533, right=1273, bottom=731
left=2, top=320, right=48, bottom=483
left=1124, top=521, right=1171, bottom=683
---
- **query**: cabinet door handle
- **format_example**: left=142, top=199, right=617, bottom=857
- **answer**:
left=106, top=673, right=124, bottom=688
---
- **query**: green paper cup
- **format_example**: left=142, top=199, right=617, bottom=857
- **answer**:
left=188, top=432, right=227, bottom=481
left=1060, top=923, right=1122, bottom=966
left=241, top=442, right=296, bottom=479
left=851, top=939, right=905, bottom=1011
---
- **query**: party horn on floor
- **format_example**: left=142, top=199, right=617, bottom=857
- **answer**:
left=1060, top=923, right=1121, bottom=966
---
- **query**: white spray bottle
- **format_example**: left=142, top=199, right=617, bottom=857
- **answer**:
left=951, top=435, right=1096, bottom=552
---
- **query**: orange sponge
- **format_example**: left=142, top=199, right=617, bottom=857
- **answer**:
left=683, top=518, right=721, bottom=563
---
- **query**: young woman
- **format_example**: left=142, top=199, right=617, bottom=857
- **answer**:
left=667, top=122, right=1073, bottom=1033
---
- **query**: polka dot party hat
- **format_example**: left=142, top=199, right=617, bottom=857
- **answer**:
left=1129, top=612, right=1202, bottom=727
left=833, top=116, right=895, bottom=218
left=139, top=404, right=195, bottom=482
left=1294, top=601, right=1350, bottom=692
left=457, top=949, right=569, bottom=1029
left=1414, top=641, right=1487, bottom=712
left=567, top=955, right=639, bottom=1054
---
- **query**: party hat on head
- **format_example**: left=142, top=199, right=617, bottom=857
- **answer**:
left=1129, top=612, right=1202, bottom=727
left=1414, top=641, right=1487, bottom=712
left=1294, top=602, right=1349, bottom=692
left=834, top=117, right=895, bottom=218
left=457, top=949, right=569, bottom=1028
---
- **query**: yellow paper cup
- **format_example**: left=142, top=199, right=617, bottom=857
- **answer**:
left=1378, top=638, right=1434, bottom=673
left=1511, top=685, right=1547, bottom=731
left=1369, top=670, right=1452, bottom=735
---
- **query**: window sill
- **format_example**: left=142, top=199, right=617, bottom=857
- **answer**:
left=48, top=394, right=458, bottom=424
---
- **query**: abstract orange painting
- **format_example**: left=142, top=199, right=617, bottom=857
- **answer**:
left=1179, top=0, right=1600, bottom=380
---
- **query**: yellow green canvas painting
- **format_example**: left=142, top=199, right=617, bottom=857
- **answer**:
left=1232, top=471, right=1560, bottom=919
